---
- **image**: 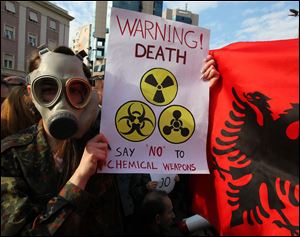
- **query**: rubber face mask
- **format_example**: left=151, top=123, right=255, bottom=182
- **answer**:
left=27, top=51, right=99, bottom=140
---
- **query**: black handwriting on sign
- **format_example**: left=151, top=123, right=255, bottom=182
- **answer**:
left=115, top=147, right=135, bottom=157
left=158, top=177, right=171, bottom=188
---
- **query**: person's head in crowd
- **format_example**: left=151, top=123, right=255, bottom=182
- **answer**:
left=26, top=45, right=98, bottom=140
left=139, top=190, right=176, bottom=235
left=1, top=76, right=26, bottom=104
left=1, top=85, right=40, bottom=139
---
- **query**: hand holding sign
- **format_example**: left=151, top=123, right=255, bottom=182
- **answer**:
left=146, top=181, right=158, bottom=190
left=150, top=173, right=177, bottom=193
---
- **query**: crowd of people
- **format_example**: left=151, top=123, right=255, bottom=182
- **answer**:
left=1, top=45, right=219, bottom=236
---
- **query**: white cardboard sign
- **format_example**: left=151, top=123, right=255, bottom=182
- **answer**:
left=150, top=173, right=176, bottom=193
left=100, top=8, right=210, bottom=174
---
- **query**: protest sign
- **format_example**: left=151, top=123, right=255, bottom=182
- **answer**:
left=100, top=7, right=210, bottom=174
left=150, top=173, right=176, bottom=193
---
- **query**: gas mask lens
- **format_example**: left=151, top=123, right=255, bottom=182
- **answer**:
left=66, top=78, right=91, bottom=109
left=33, top=77, right=61, bottom=107
left=32, top=77, right=91, bottom=109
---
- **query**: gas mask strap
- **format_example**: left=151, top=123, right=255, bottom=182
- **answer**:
left=76, top=50, right=87, bottom=61
left=38, top=44, right=50, bottom=56
left=27, top=45, right=50, bottom=85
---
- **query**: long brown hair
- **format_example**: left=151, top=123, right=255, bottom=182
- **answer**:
left=1, top=86, right=40, bottom=139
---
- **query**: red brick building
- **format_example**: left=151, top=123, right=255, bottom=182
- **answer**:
left=1, top=1, right=73, bottom=79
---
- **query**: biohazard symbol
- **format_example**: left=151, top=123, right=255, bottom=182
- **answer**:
left=115, top=101, right=156, bottom=142
left=140, top=68, right=178, bottom=106
left=158, top=105, right=195, bottom=144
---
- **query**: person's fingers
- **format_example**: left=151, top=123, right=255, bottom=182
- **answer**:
left=208, top=66, right=217, bottom=80
left=92, top=149, right=107, bottom=160
left=202, top=65, right=215, bottom=81
left=201, top=58, right=216, bottom=74
left=209, top=76, right=219, bottom=88
left=95, top=142, right=110, bottom=150
left=148, top=181, right=156, bottom=189
left=147, top=182, right=153, bottom=190
left=97, top=160, right=107, bottom=171
left=205, top=54, right=213, bottom=62
left=85, top=144, right=108, bottom=157
left=87, top=136, right=110, bottom=151
left=90, top=133, right=109, bottom=144
left=83, top=144, right=107, bottom=164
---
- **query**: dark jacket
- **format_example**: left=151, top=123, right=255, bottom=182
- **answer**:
left=129, top=174, right=151, bottom=210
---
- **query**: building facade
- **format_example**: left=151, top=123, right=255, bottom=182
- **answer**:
left=91, top=1, right=163, bottom=75
left=71, top=24, right=91, bottom=54
left=1, top=1, right=73, bottom=79
left=163, top=8, right=199, bottom=26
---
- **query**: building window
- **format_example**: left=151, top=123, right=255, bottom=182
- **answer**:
left=28, top=33, right=37, bottom=47
left=49, top=20, right=56, bottom=31
left=175, top=15, right=192, bottom=25
left=97, top=39, right=105, bottom=47
left=153, top=1, right=163, bottom=17
left=113, top=1, right=142, bottom=12
left=29, top=11, right=38, bottom=23
left=96, top=49, right=104, bottom=59
left=5, top=1, right=16, bottom=13
left=48, top=40, right=57, bottom=50
left=4, top=54, right=14, bottom=69
left=4, top=25, right=15, bottom=40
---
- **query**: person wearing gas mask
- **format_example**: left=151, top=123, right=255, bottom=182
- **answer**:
left=1, top=46, right=123, bottom=236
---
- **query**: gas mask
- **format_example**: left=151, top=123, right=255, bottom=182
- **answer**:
left=27, top=49, right=99, bottom=140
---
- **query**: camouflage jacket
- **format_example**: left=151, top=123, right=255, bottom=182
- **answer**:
left=1, top=122, right=123, bottom=236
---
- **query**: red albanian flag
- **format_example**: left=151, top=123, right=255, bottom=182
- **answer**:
left=190, top=39, right=299, bottom=236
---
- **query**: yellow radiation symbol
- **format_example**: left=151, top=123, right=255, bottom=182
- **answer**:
left=140, top=68, right=178, bottom=106
left=115, top=101, right=156, bottom=142
left=158, top=105, right=195, bottom=144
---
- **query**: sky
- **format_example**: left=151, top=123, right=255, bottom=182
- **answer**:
left=51, top=1, right=299, bottom=49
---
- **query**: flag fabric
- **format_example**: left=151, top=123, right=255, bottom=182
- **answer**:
left=190, top=39, right=299, bottom=236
